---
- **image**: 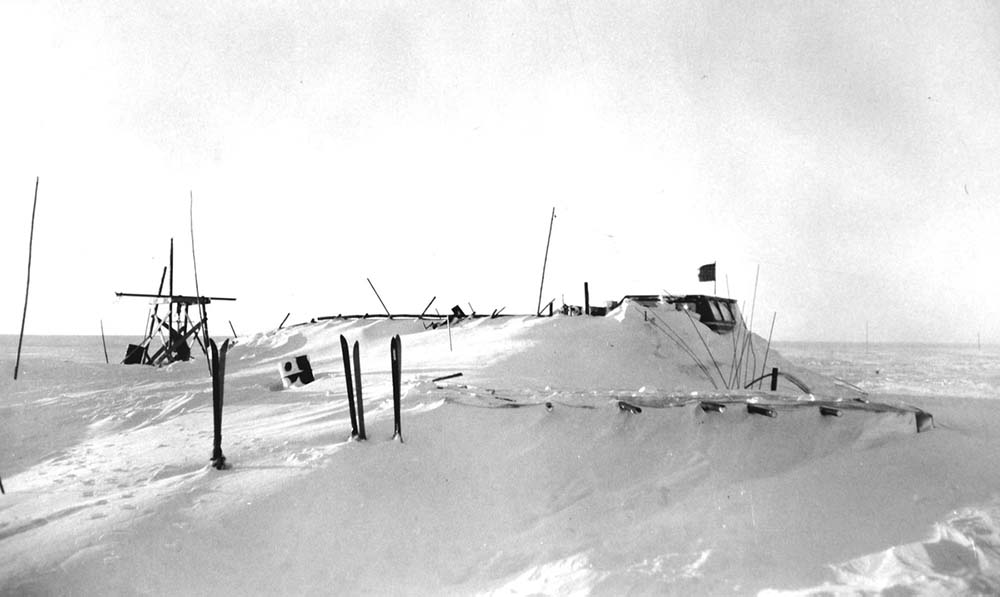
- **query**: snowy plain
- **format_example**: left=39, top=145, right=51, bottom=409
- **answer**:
left=3, top=303, right=1000, bottom=595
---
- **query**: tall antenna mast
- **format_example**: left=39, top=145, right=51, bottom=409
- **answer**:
left=536, top=207, right=555, bottom=316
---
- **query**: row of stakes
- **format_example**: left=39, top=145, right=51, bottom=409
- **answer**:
left=207, top=334, right=404, bottom=471
left=615, top=366, right=933, bottom=433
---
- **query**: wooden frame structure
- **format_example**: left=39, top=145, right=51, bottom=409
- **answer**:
left=116, top=239, right=235, bottom=366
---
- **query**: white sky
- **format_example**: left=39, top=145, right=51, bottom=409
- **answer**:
left=1, top=1, right=998, bottom=342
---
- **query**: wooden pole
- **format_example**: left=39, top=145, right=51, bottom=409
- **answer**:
left=100, top=320, right=109, bottom=364
left=229, top=320, right=237, bottom=338
left=366, top=278, right=391, bottom=318
left=146, top=267, right=168, bottom=340
left=169, top=238, right=175, bottom=334
left=584, top=282, right=590, bottom=316
left=447, top=314, right=453, bottom=351
left=14, top=177, right=39, bottom=381
left=535, top=207, right=555, bottom=316
left=278, top=312, right=290, bottom=329
left=419, top=296, right=436, bottom=319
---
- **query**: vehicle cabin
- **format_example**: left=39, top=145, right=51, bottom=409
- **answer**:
left=667, top=294, right=739, bottom=334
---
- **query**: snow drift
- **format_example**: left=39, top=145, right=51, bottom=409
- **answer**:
left=2, top=302, right=1000, bottom=595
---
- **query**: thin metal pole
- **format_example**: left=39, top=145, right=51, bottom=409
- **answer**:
left=14, top=177, right=39, bottom=381
left=100, top=320, right=110, bottom=364
left=684, top=310, right=728, bottom=388
left=757, top=312, right=776, bottom=389
left=190, top=192, right=210, bottom=358
left=229, top=320, right=237, bottom=338
left=366, top=278, right=391, bottom=317
left=743, top=265, right=760, bottom=387
left=536, top=207, right=555, bottom=316
left=419, top=296, right=436, bottom=319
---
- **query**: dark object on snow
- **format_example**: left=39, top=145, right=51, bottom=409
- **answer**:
left=451, top=305, right=466, bottom=319
left=353, top=341, right=366, bottom=440
left=747, top=403, right=777, bottom=418
left=0, top=475, right=5, bottom=494
left=123, top=344, right=147, bottom=365
left=210, top=339, right=230, bottom=470
left=391, top=335, right=403, bottom=442
left=618, top=401, right=642, bottom=414
left=432, top=372, right=463, bottom=383
left=916, top=410, right=934, bottom=433
left=281, top=355, right=315, bottom=388
left=340, top=335, right=358, bottom=438
left=700, top=401, right=726, bottom=413
left=819, top=406, right=842, bottom=417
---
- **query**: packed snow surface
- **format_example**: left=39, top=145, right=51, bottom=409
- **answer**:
left=3, top=303, right=1000, bottom=595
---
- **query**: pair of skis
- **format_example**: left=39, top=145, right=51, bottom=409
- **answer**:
left=340, top=335, right=366, bottom=440
left=339, top=334, right=403, bottom=443
left=210, top=339, right=230, bottom=469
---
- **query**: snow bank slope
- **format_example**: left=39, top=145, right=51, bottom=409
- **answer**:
left=2, top=305, right=999, bottom=595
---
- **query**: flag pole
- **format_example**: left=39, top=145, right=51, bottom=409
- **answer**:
left=14, top=177, right=40, bottom=381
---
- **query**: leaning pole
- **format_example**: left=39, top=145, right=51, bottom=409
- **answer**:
left=14, top=177, right=40, bottom=381
left=535, top=207, right=555, bottom=316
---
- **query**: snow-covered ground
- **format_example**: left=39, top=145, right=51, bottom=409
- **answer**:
left=3, top=303, right=1000, bottom=595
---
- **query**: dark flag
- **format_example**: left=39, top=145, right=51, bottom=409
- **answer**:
left=698, top=262, right=716, bottom=282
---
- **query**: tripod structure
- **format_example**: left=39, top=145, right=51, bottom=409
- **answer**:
left=116, top=238, right=235, bottom=366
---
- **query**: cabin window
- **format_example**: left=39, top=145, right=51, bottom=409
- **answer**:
left=718, top=302, right=734, bottom=321
left=708, top=300, right=723, bottom=321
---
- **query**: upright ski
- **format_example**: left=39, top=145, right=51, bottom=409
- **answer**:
left=340, top=335, right=358, bottom=438
left=391, top=335, right=403, bottom=442
left=210, top=338, right=230, bottom=469
left=353, top=340, right=366, bottom=440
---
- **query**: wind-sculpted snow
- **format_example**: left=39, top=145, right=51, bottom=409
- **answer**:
left=2, top=308, right=999, bottom=595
